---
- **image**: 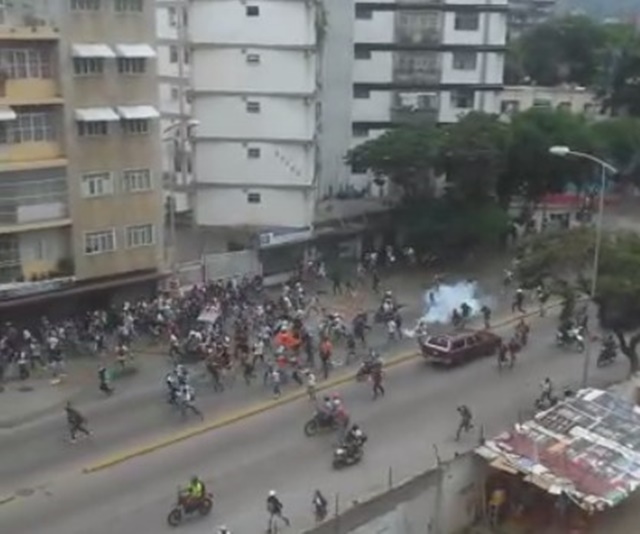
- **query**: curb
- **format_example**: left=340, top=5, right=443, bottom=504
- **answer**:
left=82, top=303, right=558, bottom=474
left=0, top=494, right=16, bottom=507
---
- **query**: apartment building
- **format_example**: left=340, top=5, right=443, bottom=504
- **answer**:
left=499, top=84, right=602, bottom=116
left=349, top=0, right=508, bottom=186
left=0, top=0, right=164, bottom=286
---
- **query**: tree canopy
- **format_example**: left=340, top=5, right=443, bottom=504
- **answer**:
left=518, top=228, right=640, bottom=373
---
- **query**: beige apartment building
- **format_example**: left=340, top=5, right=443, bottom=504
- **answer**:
left=0, top=0, right=163, bottom=288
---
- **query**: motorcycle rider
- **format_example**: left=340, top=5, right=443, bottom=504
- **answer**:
left=186, top=475, right=205, bottom=509
left=332, top=395, right=350, bottom=441
left=343, top=423, right=366, bottom=456
left=179, top=383, right=204, bottom=419
left=601, top=333, right=616, bottom=361
left=166, top=371, right=179, bottom=404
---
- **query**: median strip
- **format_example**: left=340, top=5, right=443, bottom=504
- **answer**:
left=83, top=303, right=557, bottom=474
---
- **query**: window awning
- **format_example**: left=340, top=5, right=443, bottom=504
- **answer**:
left=115, top=44, right=156, bottom=58
left=117, top=106, right=160, bottom=120
left=71, top=44, right=116, bottom=58
left=75, top=108, right=120, bottom=122
left=0, top=106, right=16, bottom=122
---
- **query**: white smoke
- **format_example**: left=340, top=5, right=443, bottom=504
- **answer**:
left=423, top=280, right=485, bottom=324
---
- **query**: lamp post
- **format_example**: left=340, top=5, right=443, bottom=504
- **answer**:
left=548, top=146, right=619, bottom=387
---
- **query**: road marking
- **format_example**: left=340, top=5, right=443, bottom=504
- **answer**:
left=82, top=303, right=558, bottom=474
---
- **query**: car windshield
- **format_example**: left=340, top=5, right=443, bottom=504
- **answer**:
left=426, top=336, right=450, bottom=349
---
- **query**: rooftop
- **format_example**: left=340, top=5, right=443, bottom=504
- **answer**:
left=476, top=388, right=640, bottom=512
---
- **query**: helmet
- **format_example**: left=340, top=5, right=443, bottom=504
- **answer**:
left=323, top=396, right=330, bottom=402
left=351, top=424, right=360, bottom=432
left=269, top=490, right=277, bottom=497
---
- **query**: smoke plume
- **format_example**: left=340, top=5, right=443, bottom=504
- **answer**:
left=423, top=280, right=487, bottom=324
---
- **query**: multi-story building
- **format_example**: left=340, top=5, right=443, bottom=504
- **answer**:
left=499, top=84, right=602, bottom=117
left=0, top=0, right=164, bottom=287
left=189, top=0, right=319, bottom=235
left=349, top=0, right=508, bottom=187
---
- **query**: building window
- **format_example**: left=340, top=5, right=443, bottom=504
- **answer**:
left=9, top=111, right=55, bottom=143
left=71, top=0, right=100, bottom=11
left=533, top=99, right=552, bottom=108
left=169, top=45, right=178, bottom=63
left=246, top=101, right=261, bottom=113
left=557, top=101, right=572, bottom=112
left=82, top=171, right=113, bottom=198
left=452, top=89, right=474, bottom=109
left=352, top=125, right=369, bottom=137
left=355, top=6, right=373, bottom=19
left=247, top=147, right=261, bottom=159
left=77, top=121, right=108, bottom=137
left=454, top=12, right=479, bottom=31
left=0, top=235, right=20, bottom=282
left=354, top=49, right=372, bottom=60
left=126, top=224, right=155, bottom=248
left=247, top=192, right=261, bottom=204
left=73, top=58, right=104, bottom=76
left=452, top=51, right=477, bottom=70
left=117, top=58, right=146, bottom=74
left=246, top=53, right=261, bottom=64
left=84, top=229, right=116, bottom=255
left=0, top=48, right=52, bottom=79
left=168, top=6, right=177, bottom=26
left=246, top=5, right=259, bottom=16
left=353, top=87, right=370, bottom=99
left=123, top=169, right=152, bottom=192
left=115, top=0, right=142, bottom=13
left=122, top=119, right=149, bottom=135
left=170, top=86, right=180, bottom=100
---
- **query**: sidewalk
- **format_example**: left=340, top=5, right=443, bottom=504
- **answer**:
left=0, top=257, right=514, bottom=429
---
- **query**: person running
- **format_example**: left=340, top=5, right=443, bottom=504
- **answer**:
left=65, top=402, right=92, bottom=443
left=266, top=490, right=290, bottom=531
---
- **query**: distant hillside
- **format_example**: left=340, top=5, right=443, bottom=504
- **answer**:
left=558, top=0, right=640, bottom=19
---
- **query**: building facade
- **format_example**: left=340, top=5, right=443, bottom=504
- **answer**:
left=0, top=0, right=164, bottom=284
left=499, top=84, right=602, bottom=116
left=349, top=0, right=508, bottom=187
left=188, top=0, right=319, bottom=234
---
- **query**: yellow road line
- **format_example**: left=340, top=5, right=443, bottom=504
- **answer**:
left=82, top=304, right=556, bottom=474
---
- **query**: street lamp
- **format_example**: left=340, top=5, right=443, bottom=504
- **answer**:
left=548, top=145, right=619, bottom=387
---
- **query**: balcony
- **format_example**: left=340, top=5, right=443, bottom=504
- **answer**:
left=0, top=12, right=61, bottom=41
left=391, top=91, right=439, bottom=125
left=0, top=170, right=71, bottom=234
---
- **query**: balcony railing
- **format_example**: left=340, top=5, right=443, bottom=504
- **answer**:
left=0, top=174, right=69, bottom=226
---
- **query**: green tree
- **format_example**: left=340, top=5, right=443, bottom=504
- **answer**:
left=518, top=228, right=640, bottom=374
left=437, top=112, right=510, bottom=205
left=592, top=117, right=640, bottom=183
left=517, top=15, right=607, bottom=86
left=344, top=124, right=440, bottom=198
left=505, top=108, right=598, bottom=205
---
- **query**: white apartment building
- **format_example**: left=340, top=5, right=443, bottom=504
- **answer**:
left=349, top=0, right=507, bottom=186
left=189, top=0, right=318, bottom=233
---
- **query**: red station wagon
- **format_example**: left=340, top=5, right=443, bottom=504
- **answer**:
left=419, top=329, right=501, bottom=366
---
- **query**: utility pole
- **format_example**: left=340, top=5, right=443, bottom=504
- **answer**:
left=169, top=0, right=189, bottom=273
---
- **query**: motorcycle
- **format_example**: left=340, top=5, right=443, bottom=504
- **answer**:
left=304, top=411, right=338, bottom=437
left=167, top=490, right=214, bottom=527
left=597, top=346, right=617, bottom=367
left=333, top=436, right=367, bottom=469
left=555, top=328, right=585, bottom=352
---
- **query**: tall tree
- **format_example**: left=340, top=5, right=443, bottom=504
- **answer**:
left=505, top=108, right=598, bottom=205
left=437, top=112, right=510, bottom=205
left=344, top=124, right=440, bottom=198
left=518, top=228, right=640, bottom=374
left=592, top=117, right=640, bottom=184
left=517, top=15, right=608, bottom=86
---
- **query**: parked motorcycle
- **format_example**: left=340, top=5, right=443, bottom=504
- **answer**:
left=167, top=490, right=214, bottom=527
left=304, top=411, right=337, bottom=437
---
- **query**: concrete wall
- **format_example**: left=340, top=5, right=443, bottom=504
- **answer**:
left=304, top=452, right=485, bottom=534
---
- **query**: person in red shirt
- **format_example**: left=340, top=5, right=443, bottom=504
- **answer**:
left=319, top=338, right=333, bottom=380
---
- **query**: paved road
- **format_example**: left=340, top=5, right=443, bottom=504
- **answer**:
left=0, top=313, right=628, bottom=534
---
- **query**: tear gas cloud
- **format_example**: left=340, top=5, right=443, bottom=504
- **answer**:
left=423, top=280, right=490, bottom=324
